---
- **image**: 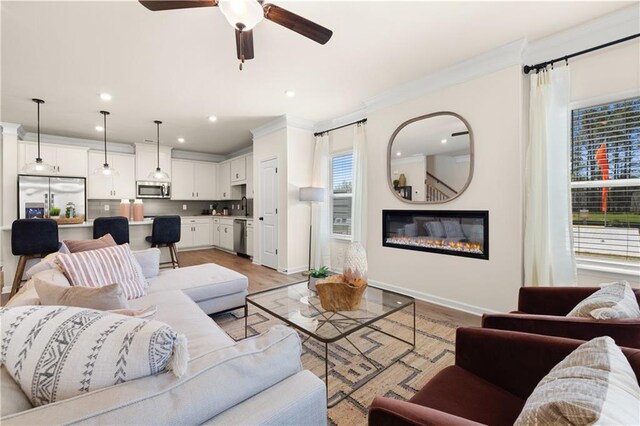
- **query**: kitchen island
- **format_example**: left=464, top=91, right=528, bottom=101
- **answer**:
left=1, top=215, right=254, bottom=293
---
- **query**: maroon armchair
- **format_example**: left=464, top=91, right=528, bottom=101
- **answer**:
left=368, top=328, right=640, bottom=426
left=482, top=287, right=640, bottom=348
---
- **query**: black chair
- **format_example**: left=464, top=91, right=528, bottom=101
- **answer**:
left=93, top=216, right=130, bottom=245
left=145, top=215, right=181, bottom=269
left=11, top=219, right=59, bottom=298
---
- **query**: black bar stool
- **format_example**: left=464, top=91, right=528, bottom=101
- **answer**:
left=93, top=216, right=130, bottom=245
left=145, top=215, right=181, bottom=269
left=11, top=219, right=59, bottom=298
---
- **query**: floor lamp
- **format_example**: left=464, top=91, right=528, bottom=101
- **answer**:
left=300, top=187, right=325, bottom=272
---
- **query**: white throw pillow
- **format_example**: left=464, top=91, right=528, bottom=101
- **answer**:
left=567, top=281, right=640, bottom=319
left=0, top=305, right=188, bottom=407
left=132, top=248, right=161, bottom=280
left=514, top=336, right=640, bottom=425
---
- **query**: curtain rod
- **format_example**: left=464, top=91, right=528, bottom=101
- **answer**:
left=523, top=33, right=639, bottom=74
left=314, top=118, right=367, bottom=137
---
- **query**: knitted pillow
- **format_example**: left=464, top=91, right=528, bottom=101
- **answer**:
left=0, top=305, right=188, bottom=407
left=56, top=244, right=146, bottom=300
left=567, top=281, right=640, bottom=319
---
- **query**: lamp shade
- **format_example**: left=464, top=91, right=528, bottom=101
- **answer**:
left=299, top=187, right=325, bottom=202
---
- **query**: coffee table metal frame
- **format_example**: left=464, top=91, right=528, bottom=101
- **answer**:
left=245, top=282, right=416, bottom=408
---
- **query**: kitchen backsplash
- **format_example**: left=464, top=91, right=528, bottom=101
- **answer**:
left=88, top=198, right=253, bottom=219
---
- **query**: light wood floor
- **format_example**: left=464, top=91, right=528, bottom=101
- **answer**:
left=179, top=248, right=481, bottom=327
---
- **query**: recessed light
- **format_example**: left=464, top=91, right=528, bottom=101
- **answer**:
left=99, top=93, right=112, bottom=101
left=178, top=137, right=185, bottom=143
left=396, top=152, right=401, bottom=156
left=95, top=125, right=104, bottom=132
left=208, top=115, right=217, bottom=122
left=285, top=90, right=296, bottom=97
left=441, top=139, right=447, bottom=144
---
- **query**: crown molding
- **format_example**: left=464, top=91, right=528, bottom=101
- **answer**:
left=22, top=132, right=134, bottom=154
left=0, top=122, right=25, bottom=138
left=251, top=114, right=315, bottom=140
left=524, top=4, right=640, bottom=66
left=364, top=39, right=526, bottom=114
left=315, top=107, right=367, bottom=134
left=225, top=145, right=253, bottom=160
left=173, top=149, right=226, bottom=162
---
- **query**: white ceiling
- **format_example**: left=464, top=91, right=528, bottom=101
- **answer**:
left=1, top=1, right=632, bottom=155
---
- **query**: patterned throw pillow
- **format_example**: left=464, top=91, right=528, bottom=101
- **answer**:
left=0, top=306, right=188, bottom=407
left=514, top=336, right=640, bottom=425
left=442, top=220, right=465, bottom=238
left=56, top=243, right=146, bottom=300
left=567, top=281, right=640, bottom=319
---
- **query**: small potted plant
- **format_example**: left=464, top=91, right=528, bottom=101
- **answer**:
left=49, top=208, right=61, bottom=219
left=308, top=266, right=329, bottom=292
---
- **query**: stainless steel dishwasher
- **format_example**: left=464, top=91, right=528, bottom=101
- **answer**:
left=233, top=219, right=247, bottom=257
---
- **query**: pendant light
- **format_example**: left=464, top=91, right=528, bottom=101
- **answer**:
left=22, top=98, right=57, bottom=174
left=92, top=111, right=119, bottom=176
left=148, top=120, right=170, bottom=180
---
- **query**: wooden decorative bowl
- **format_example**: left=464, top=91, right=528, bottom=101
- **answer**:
left=55, top=215, right=85, bottom=225
left=315, top=275, right=367, bottom=312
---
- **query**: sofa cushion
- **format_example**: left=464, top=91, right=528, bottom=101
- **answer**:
left=568, top=281, right=640, bottom=320
left=410, top=365, right=525, bottom=426
left=0, top=326, right=302, bottom=425
left=147, top=263, right=248, bottom=303
left=0, top=366, right=32, bottom=417
left=131, top=248, right=161, bottom=279
left=514, top=336, right=640, bottom=425
left=35, top=279, right=129, bottom=310
left=1, top=306, right=188, bottom=407
left=128, top=290, right=235, bottom=358
left=56, top=243, right=146, bottom=300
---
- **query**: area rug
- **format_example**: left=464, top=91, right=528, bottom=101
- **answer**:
left=214, top=308, right=458, bottom=425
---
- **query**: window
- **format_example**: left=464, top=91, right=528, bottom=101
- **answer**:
left=331, top=152, right=353, bottom=237
left=570, top=96, right=640, bottom=263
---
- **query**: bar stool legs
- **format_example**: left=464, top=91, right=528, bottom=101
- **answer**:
left=10, top=255, right=36, bottom=298
left=151, top=243, right=180, bottom=269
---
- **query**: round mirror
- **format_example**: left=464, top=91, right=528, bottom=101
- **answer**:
left=387, top=112, right=473, bottom=203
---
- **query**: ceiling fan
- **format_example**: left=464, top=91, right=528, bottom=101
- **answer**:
left=139, top=0, right=333, bottom=70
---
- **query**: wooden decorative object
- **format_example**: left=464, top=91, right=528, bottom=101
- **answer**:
left=55, top=215, right=85, bottom=225
left=316, top=274, right=367, bottom=312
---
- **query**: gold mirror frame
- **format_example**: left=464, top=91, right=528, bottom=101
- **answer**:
left=387, top=111, right=474, bottom=204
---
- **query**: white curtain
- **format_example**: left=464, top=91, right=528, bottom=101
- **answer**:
left=311, top=134, right=331, bottom=269
left=352, top=123, right=368, bottom=247
left=524, top=67, right=577, bottom=286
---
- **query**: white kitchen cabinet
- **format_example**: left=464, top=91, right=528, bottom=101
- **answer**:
left=246, top=220, right=254, bottom=256
left=194, top=162, right=217, bottom=200
left=219, top=224, right=234, bottom=251
left=178, top=218, right=212, bottom=249
left=230, top=157, right=246, bottom=183
left=171, top=159, right=195, bottom=200
left=172, top=159, right=217, bottom=200
left=88, top=151, right=135, bottom=199
left=218, top=161, right=231, bottom=199
left=135, top=143, right=171, bottom=182
left=20, top=142, right=88, bottom=176
left=212, top=218, right=221, bottom=246
left=246, top=154, right=254, bottom=199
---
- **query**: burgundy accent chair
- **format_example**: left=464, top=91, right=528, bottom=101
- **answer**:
left=482, top=286, right=640, bottom=349
left=368, top=328, right=640, bottom=426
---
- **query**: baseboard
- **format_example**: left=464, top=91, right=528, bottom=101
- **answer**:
left=368, top=279, right=498, bottom=317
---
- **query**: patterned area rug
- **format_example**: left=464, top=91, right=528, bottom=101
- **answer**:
left=214, top=308, right=457, bottom=425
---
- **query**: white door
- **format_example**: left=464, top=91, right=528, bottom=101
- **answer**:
left=177, top=224, right=193, bottom=249
left=259, top=158, right=278, bottom=269
left=192, top=222, right=212, bottom=247
left=218, top=162, right=231, bottom=199
left=194, top=162, right=217, bottom=199
left=230, top=157, right=246, bottom=182
left=220, top=225, right=234, bottom=250
left=212, top=223, right=220, bottom=247
left=56, top=146, right=88, bottom=177
left=171, top=159, right=195, bottom=200
left=111, top=154, right=136, bottom=199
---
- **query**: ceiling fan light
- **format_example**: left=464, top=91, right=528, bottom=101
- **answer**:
left=218, top=0, right=264, bottom=30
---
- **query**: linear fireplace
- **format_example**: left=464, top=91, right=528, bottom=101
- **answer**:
left=383, top=210, right=489, bottom=260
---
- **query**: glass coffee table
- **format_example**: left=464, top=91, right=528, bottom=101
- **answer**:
left=245, top=281, right=415, bottom=407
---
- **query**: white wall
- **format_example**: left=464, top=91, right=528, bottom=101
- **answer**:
left=428, top=154, right=471, bottom=193
left=366, top=65, right=525, bottom=314
left=390, top=156, right=426, bottom=201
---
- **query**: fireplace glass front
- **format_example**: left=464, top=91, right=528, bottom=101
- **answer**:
left=383, top=210, right=489, bottom=260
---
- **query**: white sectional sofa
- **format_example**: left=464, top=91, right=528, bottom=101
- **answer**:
left=1, top=249, right=327, bottom=425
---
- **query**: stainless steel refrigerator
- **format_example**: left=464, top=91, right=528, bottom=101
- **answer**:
left=18, top=175, right=86, bottom=219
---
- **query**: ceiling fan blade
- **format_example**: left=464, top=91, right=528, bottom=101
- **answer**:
left=235, top=29, right=255, bottom=60
left=139, top=1, right=217, bottom=12
left=263, top=4, right=332, bottom=45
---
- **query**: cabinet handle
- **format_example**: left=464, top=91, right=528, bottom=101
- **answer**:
left=196, top=192, right=198, bottom=197
left=236, top=173, right=239, bottom=178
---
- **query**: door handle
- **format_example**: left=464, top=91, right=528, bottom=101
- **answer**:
left=259, top=217, right=264, bottom=221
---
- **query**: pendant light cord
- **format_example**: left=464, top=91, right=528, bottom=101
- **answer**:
left=103, top=112, right=107, bottom=165
left=37, top=101, right=41, bottom=159
left=154, top=120, right=162, bottom=170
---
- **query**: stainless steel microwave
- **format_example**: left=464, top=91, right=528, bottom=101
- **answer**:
left=136, top=181, right=170, bottom=199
